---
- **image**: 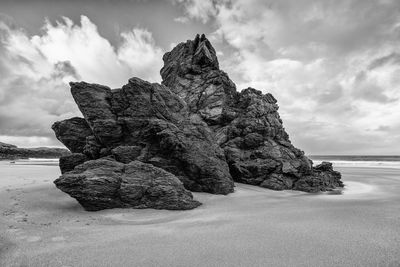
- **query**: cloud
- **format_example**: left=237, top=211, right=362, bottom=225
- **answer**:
left=175, top=0, right=400, bottom=154
left=0, top=15, right=164, bottom=147
left=30, top=16, right=163, bottom=87
left=352, top=72, right=397, bottom=104
left=117, top=29, right=163, bottom=83
left=174, top=17, right=190, bottom=24
left=172, top=0, right=219, bottom=23
left=368, top=52, right=400, bottom=70
left=375, top=125, right=391, bottom=132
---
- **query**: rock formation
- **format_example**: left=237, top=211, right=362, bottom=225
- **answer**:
left=52, top=34, right=343, bottom=211
left=54, top=159, right=200, bottom=211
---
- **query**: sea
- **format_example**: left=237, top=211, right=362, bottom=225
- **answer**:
left=6, top=158, right=59, bottom=166
left=1, top=156, right=400, bottom=169
left=309, top=155, right=400, bottom=169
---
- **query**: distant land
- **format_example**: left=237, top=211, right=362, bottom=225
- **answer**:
left=0, top=142, right=70, bottom=160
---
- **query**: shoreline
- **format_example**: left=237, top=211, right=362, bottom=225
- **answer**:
left=1, top=163, right=399, bottom=266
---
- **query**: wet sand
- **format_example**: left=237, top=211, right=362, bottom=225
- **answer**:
left=0, top=161, right=399, bottom=266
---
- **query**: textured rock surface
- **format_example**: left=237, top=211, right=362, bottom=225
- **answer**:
left=294, top=162, right=343, bottom=192
left=219, top=88, right=314, bottom=189
left=52, top=34, right=342, bottom=211
left=111, top=146, right=142, bottom=164
left=64, top=77, right=234, bottom=194
left=161, top=34, right=237, bottom=125
left=159, top=34, right=341, bottom=192
left=54, top=159, right=201, bottom=211
left=52, top=117, right=93, bottom=154
left=59, top=153, right=88, bottom=174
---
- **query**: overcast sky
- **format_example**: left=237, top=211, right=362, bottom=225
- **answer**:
left=0, top=0, right=399, bottom=155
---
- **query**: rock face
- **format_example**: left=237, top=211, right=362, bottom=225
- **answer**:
left=52, top=117, right=93, bottom=154
left=66, top=78, right=234, bottom=194
left=54, top=159, right=201, bottom=211
left=59, top=153, right=88, bottom=174
left=52, top=34, right=343, bottom=211
left=293, top=162, right=343, bottom=193
left=160, top=34, right=342, bottom=191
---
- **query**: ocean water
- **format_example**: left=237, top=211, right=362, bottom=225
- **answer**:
left=2, top=156, right=400, bottom=168
left=0, top=159, right=60, bottom=189
left=309, top=155, right=400, bottom=169
left=7, top=158, right=59, bottom=166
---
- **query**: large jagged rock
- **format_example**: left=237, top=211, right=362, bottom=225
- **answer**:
left=52, top=34, right=342, bottom=211
left=64, top=78, right=234, bottom=194
left=161, top=34, right=237, bottom=125
left=218, top=88, right=314, bottom=189
left=54, top=159, right=201, bottom=211
left=160, top=34, right=342, bottom=192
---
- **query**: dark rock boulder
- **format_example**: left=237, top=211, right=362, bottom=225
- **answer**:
left=111, top=145, right=142, bottom=163
left=51, top=117, right=93, bottom=153
left=160, top=35, right=341, bottom=192
left=54, top=158, right=201, bottom=211
left=294, top=162, right=343, bottom=192
left=64, top=77, right=234, bottom=194
left=218, top=88, right=313, bottom=188
left=59, top=153, right=88, bottom=174
left=52, top=34, right=342, bottom=211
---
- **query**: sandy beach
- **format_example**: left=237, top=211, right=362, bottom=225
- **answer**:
left=0, top=160, right=399, bottom=267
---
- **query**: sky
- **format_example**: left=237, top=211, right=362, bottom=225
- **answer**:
left=0, top=0, right=399, bottom=155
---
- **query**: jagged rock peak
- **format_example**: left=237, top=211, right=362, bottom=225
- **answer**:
left=160, top=34, right=237, bottom=125
left=161, top=34, right=219, bottom=86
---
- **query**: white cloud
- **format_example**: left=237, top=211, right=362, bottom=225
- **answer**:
left=0, top=15, right=164, bottom=147
left=172, top=0, right=218, bottom=23
left=117, top=29, right=163, bottom=83
left=30, top=16, right=163, bottom=87
left=174, top=0, right=400, bottom=154
left=174, top=17, right=190, bottom=24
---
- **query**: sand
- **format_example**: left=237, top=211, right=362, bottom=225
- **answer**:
left=0, top=161, right=399, bottom=267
